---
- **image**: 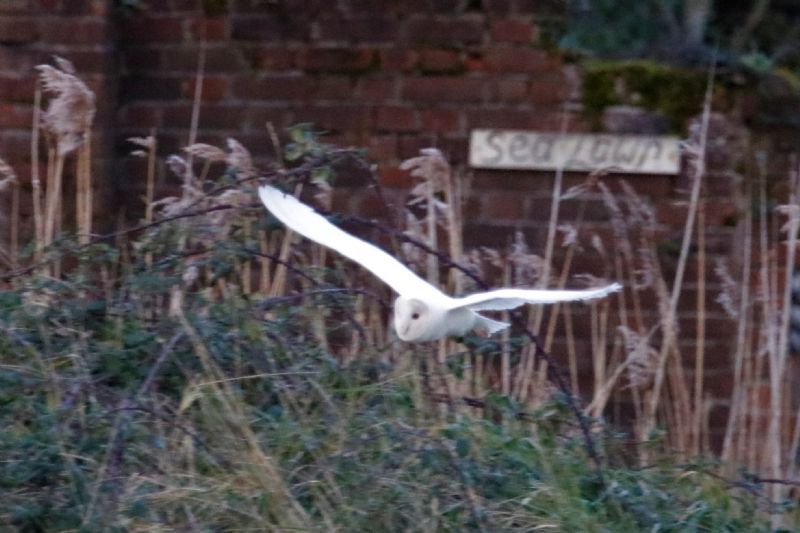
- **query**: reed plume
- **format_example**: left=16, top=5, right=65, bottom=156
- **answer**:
left=36, top=59, right=96, bottom=248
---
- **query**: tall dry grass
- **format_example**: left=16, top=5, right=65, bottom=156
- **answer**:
left=0, top=55, right=798, bottom=528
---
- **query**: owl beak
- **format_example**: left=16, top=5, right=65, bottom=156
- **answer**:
left=397, top=322, right=412, bottom=341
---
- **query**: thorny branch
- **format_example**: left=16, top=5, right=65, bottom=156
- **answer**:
left=340, top=212, right=607, bottom=475
left=0, top=147, right=363, bottom=281
left=0, top=151, right=606, bottom=485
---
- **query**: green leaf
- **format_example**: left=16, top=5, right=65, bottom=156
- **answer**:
left=456, top=436, right=470, bottom=458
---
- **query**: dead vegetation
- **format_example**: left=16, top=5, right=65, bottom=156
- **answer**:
left=0, top=56, right=796, bottom=530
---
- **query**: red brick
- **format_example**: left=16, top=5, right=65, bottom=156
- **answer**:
left=162, top=48, right=244, bottom=73
left=702, top=200, right=739, bottom=227
left=120, top=76, right=182, bottom=101
left=465, top=108, right=563, bottom=130
left=80, top=75, right=106, bottom=97
left=60, top=50, right=113, bottom=74
left=655, top=201, right=690, bottom=228
left=146, top=131, right=184, bottom=155
left=121, top=16, right=185, bottom=43
left=355, top=77, right=398, bottom=102
left=292, top=105, right=371, bottom=133
left=677, top=315, right=738, bottom=341
left=563, top=110, right=592, bottom=132
left=465, top=53, right=487, bottom=71
left=172, top=0, right=203, bottom=12
left=472, top=169, right=555, bottom=192
left=527, top=196, right=609, bottom=223
left=528, top=77, right=568, bottom=104
left=375, top=106, right=418, bottom=132
left=316, top=76, right=354, bottom=100
left=0, top=132, right=31, bottom=159
left=490, top=19, right=534, bottom=43
left=397, top=135, right=445, bottom=160
left=40, top=18, right=108, bottom=44
left=0, top=47, right=38, bottom=73
left=232, top=75, right=317, bottom=101
left=231, top=15, right=308, bottom=42
left=405, top=16, right=484, bottom=46
left=418, top=48, right=464, bottom=73
left=493, top=79, right=527, bottom=102
left=355, top=192, right=392, bottom=218
left=190, top=16, right=228, bottom=41
left=0, top=0, right=32, bottom=14
left=164, top=103, right=246, bottom=130
left=402, top=76, right=485, bottom=103
left=378, top=166, right=413, bottom=188
left=0, top=103, right=32, bottom=128
left=485, top=47, right=560, bottom=73
left=682, top=342, right=733, bottom=375
left=483, top=0, right=513, bottom=14
left=481, top=191, right=527, bottom=221
left=433, top=137, right=467, bottom=165
left=0, top=75, right=34, bottom=103
left=596, top=176, right=667, bottom=200
left=241, top=106, right=292, bottom=132
left=248, top=47, right=295, bottom=71
left=315, top=15, right=400, bottom=43
left=0, top=16, right=37, bottom=43
left=462, top=223, right=517, bottom=248
left=119, top=103, right=161, bottom=129
left=345, top=0, right=403, bottom=14
left=704, top=172, right=736, bottom=197
left=463, top=195, right=481, bottom=219
left=297, top=47, right=375, bottom=73
left=180, top=76, right=228, bottom=101
left=231, top=15, right=279, bottom=40
left=703, top=229, right=735, bottom=255
left=421, top=108, right=461, bottom=133
left=60, top=0, right=98, bottom=14
left=513, top=1, right=542, bottom=14
left=379, top=49, right=417, bottom=71
left=366, top=135, right=398, bottom=161
left=89, top=0, right=108, bottom=16
left=706, top=147, right=735, bottom=173
left=431, top=0, right=469, bottom=12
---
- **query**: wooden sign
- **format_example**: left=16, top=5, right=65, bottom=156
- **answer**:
left=469, top=129, right=681, bottom=175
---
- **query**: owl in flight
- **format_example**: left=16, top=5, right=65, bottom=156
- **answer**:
left=259, top=186, right=621, bottom=342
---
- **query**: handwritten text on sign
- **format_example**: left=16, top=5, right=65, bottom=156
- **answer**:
left=469, top=130, right=681, bottom=175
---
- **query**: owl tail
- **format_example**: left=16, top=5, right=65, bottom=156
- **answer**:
left=476, top=314, right=511, bottom=336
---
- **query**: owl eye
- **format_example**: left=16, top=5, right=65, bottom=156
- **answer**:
left=411, top=312, right=420, bottom=320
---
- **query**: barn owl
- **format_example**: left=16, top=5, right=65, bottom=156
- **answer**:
left=259, top=186, right=620, bottom=342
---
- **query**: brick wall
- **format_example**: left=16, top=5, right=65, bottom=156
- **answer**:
left=112, top=1, right=580, bottom=208
left=0, top=0, right=763, bottom=445
left=116, top=2, right=743, bottom=448
left=0, top=0, right=116, bottom=233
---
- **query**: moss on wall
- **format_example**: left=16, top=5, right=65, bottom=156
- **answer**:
left=582, top=60, right=708, bottom=133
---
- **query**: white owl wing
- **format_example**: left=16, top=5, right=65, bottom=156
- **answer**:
left=259, top=186, right=446, bottom=301
left=446, top=283, right=621, bottom=311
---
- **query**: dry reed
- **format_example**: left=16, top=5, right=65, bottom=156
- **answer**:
left=643, top=64, right=715, bottom=455
left=692, top=193, right=707, bottom=455
left=3, top=45, right=800, bottom=529
left=36, top=61, right=95, bottom=251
